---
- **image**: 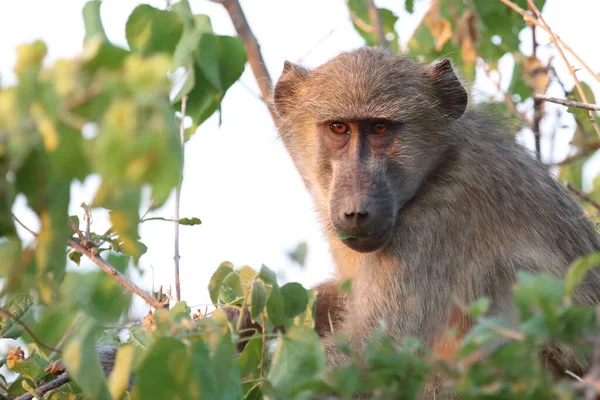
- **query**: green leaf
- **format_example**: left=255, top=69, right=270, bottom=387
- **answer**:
left=68, top=251, right=82, bottom=266
left=564, top=251, right=600, bottom=300
left=266, top=285, right=285, bottom=327
left=268, top=326, right=326, bottom=397
left=208, top=261, right=234, bottom=305
left=82, top=0, right=107, bottom=42
left=128, top=325, right=154, bottom=351
left=178, top=217, right=201, bottom=225
left=131, top=338, right=196, bottom=399
left=258, top=264, right=278, bottom=286
left=238, top=336, right=262, bottom=378
left=126, top=5, right=184, bottom=56
left=220, top=271, right=244, bottom=304
left=0, top=294, right=34, bottom=339
left=347, top=0, right=400, bottom=53
left=287, top=241, right=308, bottom=267
left=405, top=0, right=414, bottom=13
left=62, top=271, right=131, bottom=323
left=63, top=317, right=112, bottom=400
left=468, top=297, right=491, bottom=319
left=281, top=282, right=309, bottom=318
left=250, top=280, right=267, bottom=321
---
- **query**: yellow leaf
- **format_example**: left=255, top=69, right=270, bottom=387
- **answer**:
left=14, top=41, right=47, bottom=75
left=424, top=0, right=452, bottom=51
left=107, top=345, right=134, bottom=399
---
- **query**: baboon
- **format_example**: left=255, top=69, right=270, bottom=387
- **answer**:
left=268, top=46, right=600, bottom=397
left=52, top=47, right=600, bottom=398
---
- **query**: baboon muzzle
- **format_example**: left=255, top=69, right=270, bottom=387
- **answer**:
left=330, top=180, right=395, bottom=253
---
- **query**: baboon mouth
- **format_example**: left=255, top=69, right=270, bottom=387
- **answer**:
left=336, top=230, right=390, bottom=253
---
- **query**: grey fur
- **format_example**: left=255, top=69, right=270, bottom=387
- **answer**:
left=273, top=47, right=600, bottom=398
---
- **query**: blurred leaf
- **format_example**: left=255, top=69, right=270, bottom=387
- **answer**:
left=266, top=285, right=285, bottom=327
left=250, top=280, right=267, bottom=321
left=564, top=251, right=600, bottom=301
left=0, top=294, right=34, bottom=339
left=131, top=337, right=196, bottom=399
left=468, top=297, right=491, bottom=319
left=258, top=264, right=278, bottom=287
left=347, top=0, right=400, bottom=53
left=107, top=345, right=134, bottom=399
left=82, top=0, right=108, bottom=42
left=281, top=282, right=309, bottom=319
left=287, top=241, right=308, bottom=267
left=126, top=5, right=183, bottom=56
left=238, top=336, right=262, bottom=378
left=268, top=326, right=326, bottom=397
left=208, top=261, right=234, bottom=305
left=63, top=318, right=112, bottom=400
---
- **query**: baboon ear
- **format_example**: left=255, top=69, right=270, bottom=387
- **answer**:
left=425, top=58, right=468, bottom=120
left=274, top=61, right=309, bottom=118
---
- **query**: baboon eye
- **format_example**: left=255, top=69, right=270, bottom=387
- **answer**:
left=372, top=123, right=388, bottom=134
left=329, top=122, right=349, bottom=135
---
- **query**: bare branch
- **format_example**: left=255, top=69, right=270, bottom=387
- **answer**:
left=12, top=215, right=38, bottom=238
left=174, top=96, right=188, bottom=303
left=567, top=183, right=600, bottom=213
left=211, top=0, right=278, bottom=122
left=525, top=0, right=600, bottom=138
left=68, top=239, right=165, bottom=309
left=536, top=94, right=600, bottom=111
left=499, top=0, right=600, bottom=85
left=13, top=373, right=71, bottom=400
left=366, top=0, right=388, bottom=49
left=0, top=308, right=60, bottom=353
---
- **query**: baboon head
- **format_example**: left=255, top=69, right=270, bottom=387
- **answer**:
left=274, top=47, right=468, bottom=253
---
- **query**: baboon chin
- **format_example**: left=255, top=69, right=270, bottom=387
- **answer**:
left=271, top=46, right=600, bottom=398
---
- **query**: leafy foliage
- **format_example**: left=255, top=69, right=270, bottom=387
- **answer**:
left=1, top=0, right=600, bottom=399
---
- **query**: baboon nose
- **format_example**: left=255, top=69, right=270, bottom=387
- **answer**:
left=338, top=198, right=373, bottom=234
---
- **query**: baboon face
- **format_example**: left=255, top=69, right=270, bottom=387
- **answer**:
left=274, top=48, right=467, bottom=253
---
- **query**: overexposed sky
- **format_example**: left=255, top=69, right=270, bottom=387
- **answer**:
left=2, top=0, right=600, bottom=318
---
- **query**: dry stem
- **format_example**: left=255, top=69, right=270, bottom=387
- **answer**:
left=525, top=0, right=600, bottom=138
left=13, top=373, right=71, bottom=400
left=211, top=0, right=278, bottom=122
left=173, top=95, right=188, bottom=303
left=536, top=94, right=600, bottom=111
left=366, top=0, right=388, bottom=49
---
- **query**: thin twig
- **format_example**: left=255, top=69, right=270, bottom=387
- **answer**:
left=211, top=0, right=278, bottom=122
left=536, top=94, right=600, bottom=111
left=68, top=239, right=165, bottom=309
left=529, top=0, right=542, bottom=161
left=295, top=28, right=337, bottom=64
left=0, top=309, right=60, bottom=353
left=13, top=373, right=71, bottom=400
left=499, top=0, right=600, bottom=85
left=12, top=215, right=38, bottom=237
left=366, top=0, right=388, bottom=49
left=173, top=96, right=187, bottom=303
left=567, top=183, right=600, bottom=213
left=68, top=218, right=85, bottom=244
left=526, top=0, right=600, bottom=138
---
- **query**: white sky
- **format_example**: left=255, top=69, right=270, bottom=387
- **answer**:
left=2, top=0, right=600, bottom=319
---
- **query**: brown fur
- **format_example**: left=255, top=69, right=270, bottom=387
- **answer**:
left=271, top=47, right=600, bottom=398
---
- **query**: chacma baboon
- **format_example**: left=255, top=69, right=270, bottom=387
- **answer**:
left=269, top=46, right=600, bottom=397
left=53, top=47, right=600, bottom=399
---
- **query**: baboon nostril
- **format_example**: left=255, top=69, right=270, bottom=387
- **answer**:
left=357, top=211, right=368, bottom=218
left=344, top=212, right=356, bottom=218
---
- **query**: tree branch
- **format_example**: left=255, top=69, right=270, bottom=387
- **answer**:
left=211, top=0, right=278, bottom=122
left=499, top=0, right=600, bottom=85
left=567, top=183, right=600, bottom=213
left=535, top=94, right=600, bottom=111
left=525, top=0, right=600, bottom=138
left=68, top=238, right=165, bottom=309
left=173, top=96, right=188, bottom=303
left=13, top=373, right=71, bottom=400
left=366, top=0, right=388, bottom=49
